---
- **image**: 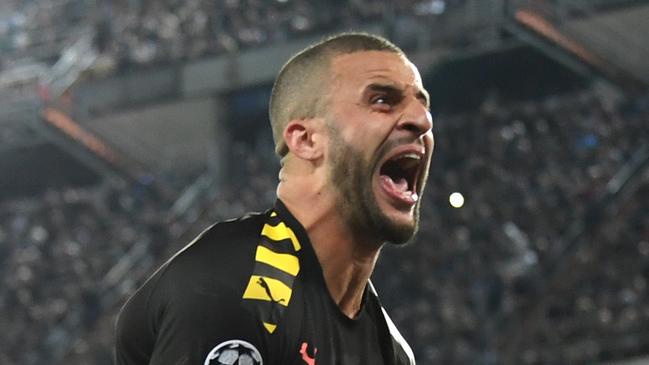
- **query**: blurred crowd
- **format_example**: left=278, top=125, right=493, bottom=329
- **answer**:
left=2, top=86, right=647, bottom=364
left=0, top=181, right=170, bottom=364
left=0, top=0, right=469, bottom=73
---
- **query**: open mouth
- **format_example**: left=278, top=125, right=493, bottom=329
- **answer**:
left=378, top=151, right=423, bottom=205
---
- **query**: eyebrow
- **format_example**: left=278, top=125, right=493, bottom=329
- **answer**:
left=365, top=83, right=430, bottom=109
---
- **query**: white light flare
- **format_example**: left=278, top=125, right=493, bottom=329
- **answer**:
left=449, top=192, right=464, bottom=208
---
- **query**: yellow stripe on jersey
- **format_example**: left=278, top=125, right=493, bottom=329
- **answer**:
left=242, top=275, right=292, bottom=306
left=241, top=212, right=301, bottom=335
left=255, top=246, right=300, bottom=276
left=261, top=222, right=301, bottom=251
left=263, top=322, right=277, bottom=334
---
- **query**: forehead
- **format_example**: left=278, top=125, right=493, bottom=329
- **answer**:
left=329, top=50, right=424, bottom=91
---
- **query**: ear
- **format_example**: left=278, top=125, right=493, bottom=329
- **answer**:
left=283, top=118, right=325, bottom=161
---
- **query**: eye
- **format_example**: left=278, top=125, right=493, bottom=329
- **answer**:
left=372, top=95, right=389, bottom=104
left=370, top=94, right=395, bottom=109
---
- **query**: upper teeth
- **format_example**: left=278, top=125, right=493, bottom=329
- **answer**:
left=396, top=153, right=420, bottom=160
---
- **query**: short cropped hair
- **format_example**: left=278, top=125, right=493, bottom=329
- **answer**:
left=269, top=32, right=404, bottom=157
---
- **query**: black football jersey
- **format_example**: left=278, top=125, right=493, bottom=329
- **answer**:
left=115, top=200, right=415, bottom=365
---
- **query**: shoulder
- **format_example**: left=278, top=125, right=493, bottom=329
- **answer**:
left=115, top=211, right=272, bottom=364
left=159, top=211, right=268, bottom=295
left=121, top=210, right=270, bottom=322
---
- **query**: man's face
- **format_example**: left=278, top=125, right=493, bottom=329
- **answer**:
left=324, top=51, right=434, bottom=245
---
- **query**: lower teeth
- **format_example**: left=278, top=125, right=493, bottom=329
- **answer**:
left=403, top=191, right=419, bottom=201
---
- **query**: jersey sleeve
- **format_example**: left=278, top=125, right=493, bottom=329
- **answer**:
left=115, top=219, right=269, bottom=365
left=151, top=278, right=266, bottom=365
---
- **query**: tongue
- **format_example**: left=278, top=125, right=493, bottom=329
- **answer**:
left=383, top=175, right=409, bottom=192
left=393, top=177, right=408, bottom=192
left=380, top=175, right=419, bottom=204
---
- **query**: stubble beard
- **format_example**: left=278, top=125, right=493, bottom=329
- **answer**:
left=327, top=124, right=421, bottom=245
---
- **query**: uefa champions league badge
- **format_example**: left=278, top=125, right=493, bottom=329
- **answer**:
left=204, top=339, right=263, bottom=365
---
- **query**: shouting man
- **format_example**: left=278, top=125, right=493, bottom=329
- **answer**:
left=116, top=32, right=434, bottom=365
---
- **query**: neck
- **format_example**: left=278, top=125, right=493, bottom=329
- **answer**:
left=278, top=170, right=382, bottom=319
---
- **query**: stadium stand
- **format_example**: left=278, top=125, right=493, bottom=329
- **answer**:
left=0, top=182, right=168, bottom=364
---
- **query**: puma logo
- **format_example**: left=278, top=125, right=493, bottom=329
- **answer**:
left=257, top=277, right=286, bottom=305
left=299, top=342, right=317, bottom=365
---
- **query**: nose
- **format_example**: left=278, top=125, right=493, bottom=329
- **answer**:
left=397, top=98, right=433, bottom=137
